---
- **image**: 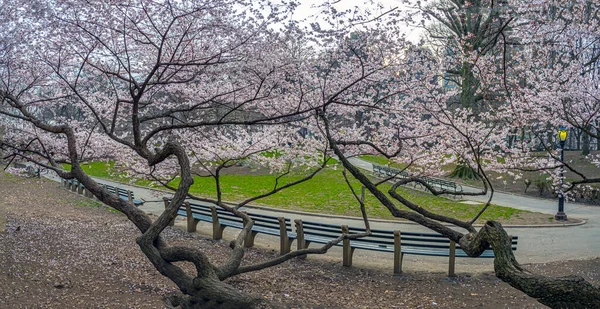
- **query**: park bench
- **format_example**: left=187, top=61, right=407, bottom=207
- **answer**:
left=61, top=179, right=144, bottom=206
left=166, top=199, right=296, bottom=255
left=12, top=162, right=40, bottom=177
left=164, top=197, right=518, bottom=277
left=101, top=183, right=144, bottom=206
left=373, top=164, right=409, bottom=179
left=294, top=219, right=518, bottom=276
left=63, top=178, right=86, bottom=195
left=372, top=164, right=463, bottom=194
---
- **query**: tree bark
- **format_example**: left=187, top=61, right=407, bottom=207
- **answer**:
left=460, top=62, right=479, bottom=110
left=582, top=126, right=590, bottom=156
left=594, top=120, right=600, bottom=150
left=0, top=126, right=4, bottom=163
left=166, top=274, right=263, bottom=309
left=596, top=121, right=600, bottom=150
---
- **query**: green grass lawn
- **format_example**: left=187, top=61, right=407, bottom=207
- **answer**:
left=66, top=160, right=525, bottom=223
left=68, top=161, right=127, bottom=179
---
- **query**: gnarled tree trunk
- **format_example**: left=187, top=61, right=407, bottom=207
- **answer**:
left=463, top=221, right=600, bottom=308
left=165, top=274, right=262, bottom=309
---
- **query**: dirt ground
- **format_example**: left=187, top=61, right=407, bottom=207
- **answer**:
left=1, top=175, right=599, bottom=309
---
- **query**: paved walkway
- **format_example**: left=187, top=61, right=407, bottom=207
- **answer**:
left=43, top=159, right=600, bottom=265
left=346, top=158, right=600, bottom=263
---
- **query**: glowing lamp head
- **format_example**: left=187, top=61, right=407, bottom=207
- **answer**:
left=558, top=126, right=568, bottom=142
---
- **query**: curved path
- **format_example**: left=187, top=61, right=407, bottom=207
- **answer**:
left=43, top=160, right=600, bottom=265
left=346, top=158, right=600, bottom=263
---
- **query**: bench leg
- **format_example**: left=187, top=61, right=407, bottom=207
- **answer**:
left=212, top=223, right=225, bottom=240
left=448, top=241, right=456, bottom=277
left=342, top=225, right=352, bottom=267
left=296, top=237, right=304, bottom=251
left=394, top=230, right=402, bottom=274
left=298, top=240, right=310, bottom=259
left=244, top=231, right=258, bottom=248
left=280, top=236, right=291, bottom=255
left=294, top=219, right=308, bottom=259
left=280, top=236, right=289, bottom=255
left=394, top=253, right=404, bottom=275
left=187, top=217, right=200, bottom=233
left=281, top=238, right=294, bottom=255
left=343, top=246, right=356, bottom=267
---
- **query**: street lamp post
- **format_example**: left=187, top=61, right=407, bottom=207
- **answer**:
left=555, top=126, right=568, bottom=221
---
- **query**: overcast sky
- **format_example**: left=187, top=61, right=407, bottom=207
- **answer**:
left=292, top=0, right=423, bottom=42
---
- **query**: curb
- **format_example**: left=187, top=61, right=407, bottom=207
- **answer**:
left=242, top=204, right=588, bottom=229
left=458, top=183, right=599, bottom=209
left=355, top=158, right=599, bottom=209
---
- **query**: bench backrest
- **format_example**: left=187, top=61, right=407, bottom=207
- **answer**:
left=312, top=223, right=517, bottom=251
left=299, top=220, right=344, bottom=239
left=176, top=199, right=517, bottom=253
left=103, top=184, right=134, bottom=199
left=180, top=201, right=292, bottom=232
left=185, top=202, right=213, bottom=218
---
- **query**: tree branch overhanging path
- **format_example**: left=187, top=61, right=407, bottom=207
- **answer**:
left=1, top=0, right=600, bottom=308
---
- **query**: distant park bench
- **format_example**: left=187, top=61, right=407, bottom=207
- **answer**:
left=166, top=199, right=296, bottom=255
left=372, top=164, right=463, bottom=194
left=11, top=162, right=41, bottom=178
left=61, top=178, right=144, bottom=206
left=294, top=219, right=518, bottom=277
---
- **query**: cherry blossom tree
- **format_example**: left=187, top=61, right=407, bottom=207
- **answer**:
left=1, top=0, right=600, bottom=308
left=500, top=0, right=600, bottom=192
left=0, top=0, right=334, bottom=307
left=306, top=1, right=600, bottom=307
